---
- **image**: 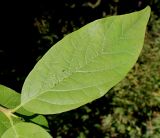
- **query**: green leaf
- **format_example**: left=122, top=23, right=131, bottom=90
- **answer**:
left=1, top=122, right=52, bottom=138
left=0, top=113, right=21, bottom=137
left=0, top=84, right=33, bottom=116
left=0, top=85, right=21, bottom=109
left=21, top=6, right=151, bottom=114
left=0, top=85, right=24, bottom=136
left=0, top=85, right=49, bottom=132
left=0, top=113, right=9, bottom=136
left=29, top=115, right=49, bottom=129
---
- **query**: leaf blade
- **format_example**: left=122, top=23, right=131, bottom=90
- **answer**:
left=21, top=6, right=151, bottom=114
left=0, top=85, right=49, bottom=133
left=1, top=122, right=52, bottom=138
left=0, top=112, right=21, bottom=137
left=0, top=85, right=20, bottom=109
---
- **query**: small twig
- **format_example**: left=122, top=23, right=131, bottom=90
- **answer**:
left=84, top=0, right=101, bottom=9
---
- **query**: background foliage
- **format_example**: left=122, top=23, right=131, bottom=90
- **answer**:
left=0, top=0, right=160, bottom=137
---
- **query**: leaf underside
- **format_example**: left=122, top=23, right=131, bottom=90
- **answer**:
left=21, top=6, right=151, bottom=114
left=1, top=122, right=52, bottom=138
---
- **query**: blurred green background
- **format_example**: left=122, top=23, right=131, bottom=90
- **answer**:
left=0, top=0, right=160, bottom=137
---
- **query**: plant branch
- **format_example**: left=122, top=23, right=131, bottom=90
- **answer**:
left=11, top=104, right=23, bottom=113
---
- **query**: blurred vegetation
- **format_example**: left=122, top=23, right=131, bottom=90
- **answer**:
left=0, top=0, right=160, bottom=137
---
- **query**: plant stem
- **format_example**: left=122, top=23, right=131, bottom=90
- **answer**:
left=0, top=106, right=19, bottom=118
left=11, top=104, right=23, bottom=113
left=0, top=106, right=19, bottom=137
left=0, top=106, right=7, bottom=113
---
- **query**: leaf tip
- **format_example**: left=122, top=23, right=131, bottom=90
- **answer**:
left=144, top=6, right=151, bottom=13
left=140, top=6, right=151, bottom=23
